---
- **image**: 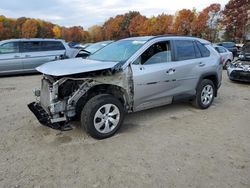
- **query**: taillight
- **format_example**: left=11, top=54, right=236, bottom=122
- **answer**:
left=220, top=56, right=224, bottom=65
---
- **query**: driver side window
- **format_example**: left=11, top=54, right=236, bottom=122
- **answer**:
left=134, top=41, right=172, bottom=65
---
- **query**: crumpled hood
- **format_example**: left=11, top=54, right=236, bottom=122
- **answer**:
left=36, top=58, right=119, bottom=76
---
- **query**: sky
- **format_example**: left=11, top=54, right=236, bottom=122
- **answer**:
left=0, top=0, right=230, bottom=29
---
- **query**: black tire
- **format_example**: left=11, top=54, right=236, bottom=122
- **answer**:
left=81, top=94, right=125, bottom=139
left=192, top=79, right=215, bottom=109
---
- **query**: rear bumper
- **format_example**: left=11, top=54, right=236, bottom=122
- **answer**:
left=28, top=102, right=62, bottom=130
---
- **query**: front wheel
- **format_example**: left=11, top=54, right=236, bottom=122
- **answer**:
left=192, top=79, right=215, bottom=109
left=81, top=94, right=125, bottom=139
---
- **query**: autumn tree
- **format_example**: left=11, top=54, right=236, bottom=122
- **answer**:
left=88, top=25, right=104, bottom=42
left=222, top=0, right=250, bottom=42
left=151, top=14, right=173, bottom=35
left=38, top=21, right=54, bottom=38
left=173, top=9, right=196, bottom=35
left=14, top=17, right=27, bottom=38
left=103, top=15, right=124, bottom=40
left=193, top=4, right=221, bottom=41
left=52, top=25, right=61, bottom=38
left=120, top=11, right=140, bottom=37
left=21, top=19, right=38, bottom=38
left=0, top=15, right=15, bottom=40
left=128, top=15, right=148, bottom=36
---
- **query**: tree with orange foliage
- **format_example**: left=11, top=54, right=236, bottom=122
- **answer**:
left=52, top=25, right=61, bottom=38
left=103, top=15, right=124, bottom=40
left=173, top=9, right=196, bottom=35
left=222, top=0, right=250, bottom=42
left=88, top=25, right=104, bottom=42
left=151, top=14, right=173, bottom=35
left=128, top=15, right=148, bottom=36
left=21, top=19, right=38, bottom=38
left=193, top=4, right=221, bottom=41
left=0, top=15, right=15, bottom=40
left=120, top=11, right=141, bottom=37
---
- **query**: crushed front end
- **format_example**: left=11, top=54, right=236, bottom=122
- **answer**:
left=227, top=60, right=250, bottom=82
left=28, top=75, right=95, bottom=131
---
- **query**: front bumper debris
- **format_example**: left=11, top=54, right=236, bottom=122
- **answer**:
left=228, top=70, right=250, bottom=82
left=28, top=102, right=72, bottom=131
left=227, top=60, right=250, bottom=82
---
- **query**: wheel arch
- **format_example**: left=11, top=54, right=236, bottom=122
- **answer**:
left=75, top=84, right=130, bottom=118
left=196, top=72, right=219, bottom=97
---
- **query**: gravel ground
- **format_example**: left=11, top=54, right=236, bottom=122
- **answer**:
left=0, top=71, right=249, bottom=188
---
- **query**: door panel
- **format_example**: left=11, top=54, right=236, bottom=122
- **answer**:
left=0, top=53, right=23, bottom=73
left=0, top=42, right=23, bottom=74
left=22, top=50, right=65, bottom=70
left=132, top=62, right=178, bottom=111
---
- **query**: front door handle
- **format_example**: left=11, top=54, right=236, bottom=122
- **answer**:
left=25, top=55, right=31, bottom=58
left=199, top=62, right=206, bottom=67
left=14, top=55, right=20, bottom=58
left=166, top=68, right=176, bottom=74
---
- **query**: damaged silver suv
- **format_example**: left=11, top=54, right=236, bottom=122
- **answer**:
left=28, top=36, right=222, bottom=139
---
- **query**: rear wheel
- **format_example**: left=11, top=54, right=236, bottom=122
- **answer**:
left=81, top=94, right=125, bottom=139
left=192, top=79, right=215, bottom=109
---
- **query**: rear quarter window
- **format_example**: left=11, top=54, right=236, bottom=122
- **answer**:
left=196, top=41, right=210, bottom=57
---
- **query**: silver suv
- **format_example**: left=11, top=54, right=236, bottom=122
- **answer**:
left=28, top=36, right=222, bottom=139
left=0, top=38, right=79, bottom=75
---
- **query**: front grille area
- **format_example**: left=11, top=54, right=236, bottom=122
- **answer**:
left=40, top=79, right=51, bottom=112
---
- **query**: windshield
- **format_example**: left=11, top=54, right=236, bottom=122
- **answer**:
left=88, top=40, right=146, bottom=62
left=85, top=41, right=113, bottom=54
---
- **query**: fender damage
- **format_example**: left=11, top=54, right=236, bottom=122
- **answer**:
left=28, top=58, right=134, bottom=130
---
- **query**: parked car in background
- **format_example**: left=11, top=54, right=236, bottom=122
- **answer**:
left=0, top=38, right=79, bottom=76
left=68, top=41, right=80, bottom=48
left=236, top=43, right=244, bottom=55
left=239, top=41, right=250, bottom=61
left=213, top=44, right=233, bottom=69
left=217, top=42, right=238, bottom=57
left=227, top=59, right=250, bottom=82
left=73, top=43, right=93, bottom=49
left=28, top=35, right=222, bottom=139
left=76, top=40, right=113, bottom=58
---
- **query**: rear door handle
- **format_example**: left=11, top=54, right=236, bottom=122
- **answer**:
left=166, top=68, right=176, bottom=74
left=14, top=55, right=20, bottom=58
left=199, top=62, right=206, bottom=67
left=25, top=55, right=31, bottom=58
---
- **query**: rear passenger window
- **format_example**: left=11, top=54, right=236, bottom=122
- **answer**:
left=196, top=41, right=210, bottom=57
left=175, top=40, right=196, bottom=61
left=41, top=41, right=65, bottom=51
left=21, top=41, right=41, bottom=52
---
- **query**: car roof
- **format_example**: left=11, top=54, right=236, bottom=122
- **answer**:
left=0, top=38, right=65, bottom=44
left=121, top=35, right=210, bottom=44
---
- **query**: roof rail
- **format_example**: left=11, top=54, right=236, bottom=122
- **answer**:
left=148, top=34, right=196, bottom=40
